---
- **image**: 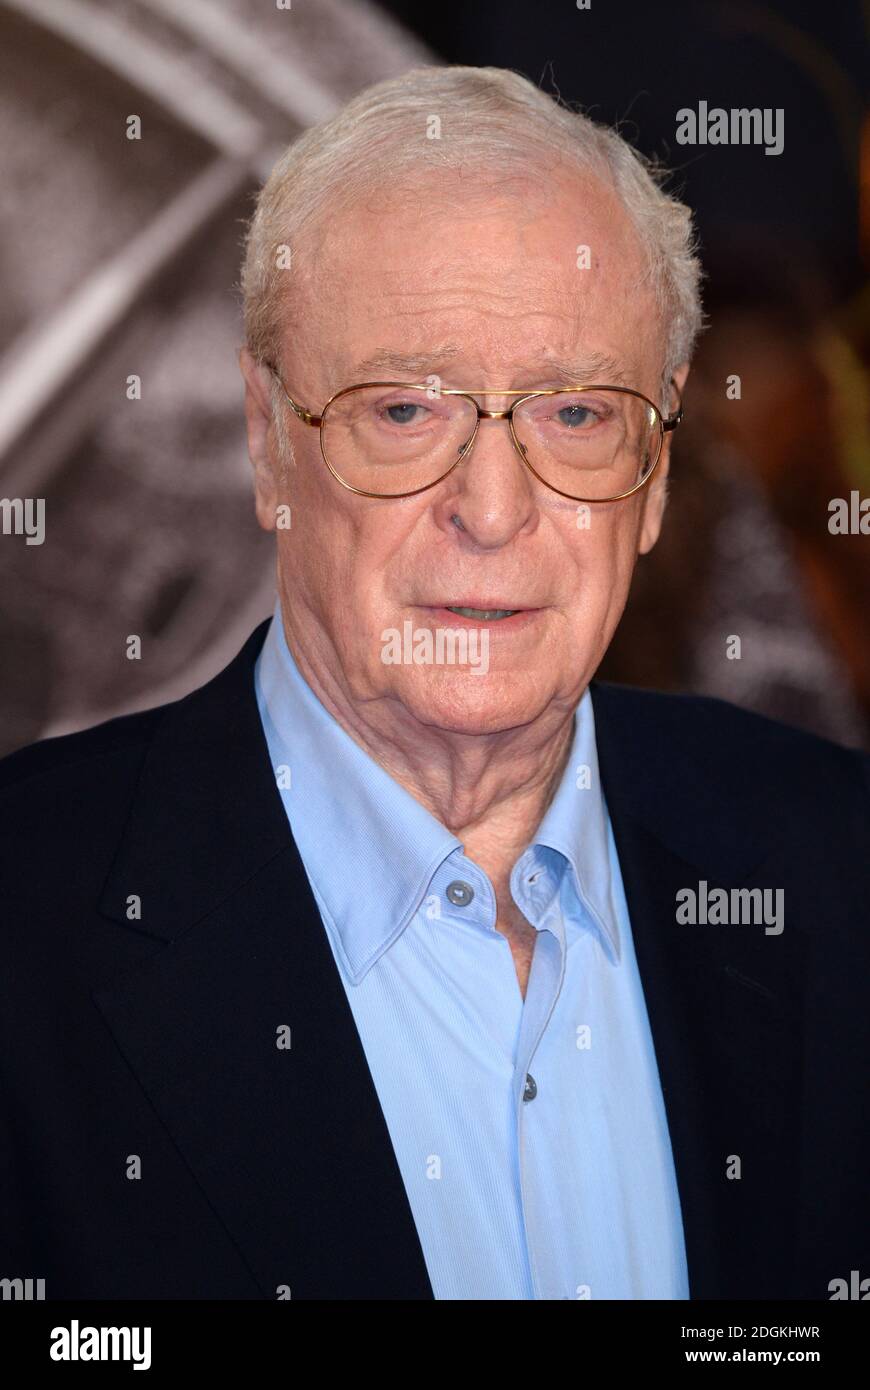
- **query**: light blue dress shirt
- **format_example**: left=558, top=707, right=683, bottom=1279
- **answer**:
left=254, top=603, right=689, bottom=1300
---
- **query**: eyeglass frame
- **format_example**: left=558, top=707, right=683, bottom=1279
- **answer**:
left=266, top=363, right=683, bottom=503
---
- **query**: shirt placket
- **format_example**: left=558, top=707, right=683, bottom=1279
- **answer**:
left=512, top=854, right=569, bottom=1299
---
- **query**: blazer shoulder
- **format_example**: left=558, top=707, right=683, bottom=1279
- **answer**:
left=590, top=680, right=870, bottom=804
left=0, top=620, right=270, bottom=804
left=0, top=704, right=182, bottom=926
left=0, top=704, right=166, bottom=803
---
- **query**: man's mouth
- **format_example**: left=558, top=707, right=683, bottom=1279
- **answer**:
left=418, top=602, right=542, bottom=628
left=445, top=606, right=517, bottom=620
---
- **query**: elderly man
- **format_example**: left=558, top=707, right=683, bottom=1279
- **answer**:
left=1, top=66, right=868, bottom=1303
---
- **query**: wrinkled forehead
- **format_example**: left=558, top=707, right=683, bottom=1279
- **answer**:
left=308, top=160, right=648, bottom=283
left=282, top=163, right=660, bottom=392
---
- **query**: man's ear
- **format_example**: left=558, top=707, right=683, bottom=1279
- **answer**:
left=638, top=361, right=690, bottom=556
left=239, top=347, right=281, bottom=531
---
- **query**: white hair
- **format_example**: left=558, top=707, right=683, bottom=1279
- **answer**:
left=242, top=64, right=705, bottom=415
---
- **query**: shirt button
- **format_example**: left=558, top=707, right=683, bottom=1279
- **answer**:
left=446, top=880, right=475, bottom=907
left=523, top=1073, right=537, bottom=1102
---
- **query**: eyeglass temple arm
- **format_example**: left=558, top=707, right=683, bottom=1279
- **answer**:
left=663, top=379, right=683, bottom=432
left=266, top=364, right=322, bottom=426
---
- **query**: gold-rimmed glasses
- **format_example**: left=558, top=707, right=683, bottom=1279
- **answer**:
left=267, top=367, right=683, bottom=503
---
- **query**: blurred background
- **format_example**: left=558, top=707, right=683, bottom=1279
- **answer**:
left=0, top=0, right=868, bottom=755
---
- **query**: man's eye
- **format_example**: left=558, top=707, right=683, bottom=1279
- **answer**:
left=556, top=404, right=600, bottom=429
left=381, top=402, right=428, bottom=426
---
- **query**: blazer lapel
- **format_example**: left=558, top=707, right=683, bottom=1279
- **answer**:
left=592, top=682, right=804, bottom=1299
left=95, top=621, right=434, bottom=1299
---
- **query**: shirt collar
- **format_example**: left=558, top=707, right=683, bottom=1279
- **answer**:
left=523, top=690, right=621, bottom=962
left=255, top=603, right=620, bottom=979
left=255, top=604, right=460, bottom=981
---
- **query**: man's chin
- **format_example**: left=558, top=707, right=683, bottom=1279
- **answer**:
left=387, top=670, right=553, bottom=737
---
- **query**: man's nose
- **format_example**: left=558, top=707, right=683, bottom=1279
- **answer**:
left=441, top=415, right=537, bottom=546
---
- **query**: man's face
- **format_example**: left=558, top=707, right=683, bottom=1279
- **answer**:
left=243, top=163, right=686, bottom=735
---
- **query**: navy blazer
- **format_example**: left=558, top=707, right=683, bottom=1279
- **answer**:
left=1, top=619, right=868, bottom=1299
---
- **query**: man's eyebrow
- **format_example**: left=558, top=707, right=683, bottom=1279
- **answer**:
left=347, top=346, right=464, bottom=379
left=343, top=347, right=631, bottom=387
left=536, top=354, right=630, bottom=387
